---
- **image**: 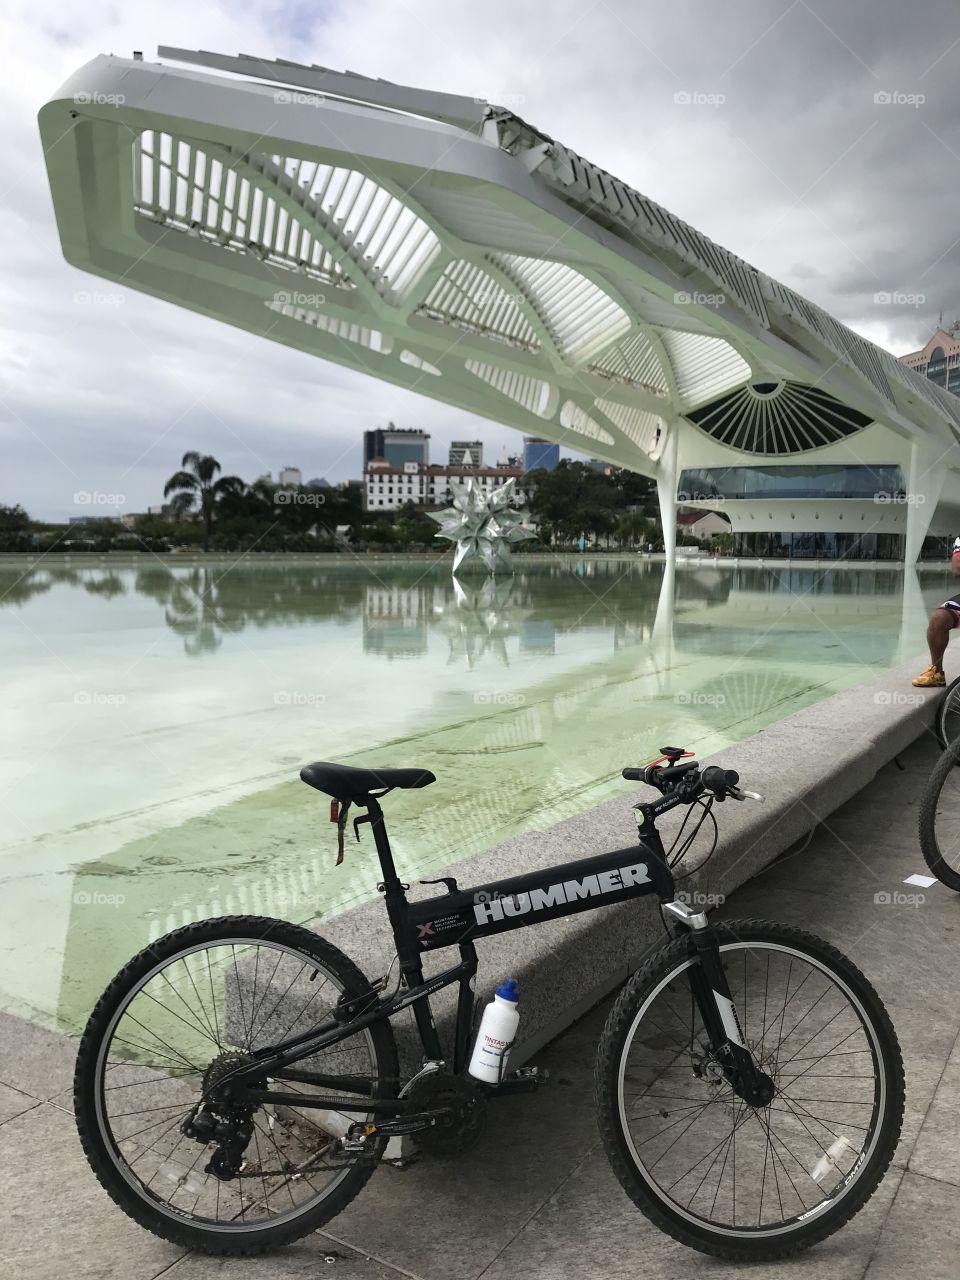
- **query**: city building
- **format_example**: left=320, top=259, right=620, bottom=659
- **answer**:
left=364, top=461, right=526, bottom=511
left=900, top=323, right=960, bottom=397
left=44, top=50, right=960, bottom=562
left=449, top=440, right=483, bottom=468
left=523, top=438, right=560, bottom=474
left=677, top=510, right=730, bottom=541
left=278, top=466, right=302, bottom=486
left=363, top=425, right=430, bottom=469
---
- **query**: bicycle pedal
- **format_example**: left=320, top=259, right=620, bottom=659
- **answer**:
left=493, top=1066, right=549, bottom=1094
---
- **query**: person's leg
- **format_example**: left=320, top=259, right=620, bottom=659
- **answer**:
left=927, top=607, right=954, bottom=673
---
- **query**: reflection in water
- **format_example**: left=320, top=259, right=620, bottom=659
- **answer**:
left=0, top=554, right=940, bottom=1034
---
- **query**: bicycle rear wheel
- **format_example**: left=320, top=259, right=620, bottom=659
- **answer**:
left=74, top=915, right=398, bottom=1254
left=595, top=918, right=903, bottom=1261
left=919, top=738, right=960, bottom=890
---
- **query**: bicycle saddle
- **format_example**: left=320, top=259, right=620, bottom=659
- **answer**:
left=300, top=761, right=436, bottom=801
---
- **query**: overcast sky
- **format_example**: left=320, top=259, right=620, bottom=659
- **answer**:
left=4, top=0, right=960, bottom=520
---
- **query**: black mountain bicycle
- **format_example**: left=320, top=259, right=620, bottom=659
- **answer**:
left=74, top=749, right=904, bottom=1262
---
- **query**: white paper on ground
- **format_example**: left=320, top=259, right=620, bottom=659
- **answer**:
left=903, top=873, right=938, bottom=888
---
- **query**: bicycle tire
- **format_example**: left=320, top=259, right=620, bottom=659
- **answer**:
left=595, top=918, right=903, bottom=1261
left=74, top=915, right=399, bottom=1255
left=935, top=675, right=960, bottom=748
left=919, top=738, right=960, bottom=890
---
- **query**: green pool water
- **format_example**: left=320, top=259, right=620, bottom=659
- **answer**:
left=0, top=554, right=942, bottom=1033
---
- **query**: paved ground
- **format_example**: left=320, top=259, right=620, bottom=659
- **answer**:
left=4, top=732, right=960, bottom=1280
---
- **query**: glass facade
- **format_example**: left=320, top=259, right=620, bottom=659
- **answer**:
left=677, top=464, right=905, bottom=501
left=732, top=531, right=904, bottom=560
left=523, top=439, right=560, bottom=473
left=923, top=351, right=960, bottom=394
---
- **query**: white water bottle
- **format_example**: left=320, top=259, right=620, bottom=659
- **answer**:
left=468, top=978, right=520, bottom=1084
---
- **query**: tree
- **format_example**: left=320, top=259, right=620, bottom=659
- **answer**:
left=614, top=510, right=653, bottom=549
left=163, top=452, right=244, bottom=552
left=0, top=504, right=33, bottom=551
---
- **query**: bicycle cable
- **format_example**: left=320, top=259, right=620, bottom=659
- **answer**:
left=667, top=795, right=718, bottom=878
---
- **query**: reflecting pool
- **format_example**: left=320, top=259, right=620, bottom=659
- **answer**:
left=0, top=555, right=940, bottom=1032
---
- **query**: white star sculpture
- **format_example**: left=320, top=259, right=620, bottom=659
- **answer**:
left=429, top=477, right=535, bottom=574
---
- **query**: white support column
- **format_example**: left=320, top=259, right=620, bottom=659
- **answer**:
left=656, top=420, right=679, bottom=566
left=904, top=440, right=948, bottom=564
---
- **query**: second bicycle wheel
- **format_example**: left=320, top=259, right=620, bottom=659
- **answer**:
left=595, top=918, right=903, bottom=1261
left=919, top=736, right=960, bottom=890
left=936, top=675, right=960, bottom=747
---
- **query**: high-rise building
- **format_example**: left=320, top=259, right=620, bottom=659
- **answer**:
left=363, top=424, right=430, bottom=468
left=523, top=437, right=560, bottom=473
left=900, top=323, right=960, bottom=397
left=449, top=440, right=483, bottom=468
left=278, top=466, right=302, bottom=486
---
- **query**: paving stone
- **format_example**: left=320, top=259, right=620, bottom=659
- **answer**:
left=864, top=1170, right=960, bottom=1280
left=0, top=1102, right=181, bottom=1280
left=0, top=1009, right=77, bottom=1100
left=0, top=1080, right=40, bottom=1125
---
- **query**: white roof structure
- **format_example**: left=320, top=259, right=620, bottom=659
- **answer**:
left=38, top=47, right=960, bottom=556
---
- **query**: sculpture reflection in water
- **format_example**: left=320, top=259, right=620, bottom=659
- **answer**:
left=428, top=477, right=535, bottom=573
left=437, top=575, right=526, bottom=668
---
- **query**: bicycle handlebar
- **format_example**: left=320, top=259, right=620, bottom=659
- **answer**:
left=622, top=755, right=764, bottom=804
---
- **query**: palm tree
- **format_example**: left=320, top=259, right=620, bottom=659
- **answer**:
left=163, top=452, right=243, bottom=552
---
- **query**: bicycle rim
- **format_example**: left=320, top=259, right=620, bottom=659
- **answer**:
left=91, top=935, right=380, bottom=1235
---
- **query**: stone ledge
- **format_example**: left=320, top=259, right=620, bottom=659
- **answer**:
left=314, top=655, right=943, bottom=1072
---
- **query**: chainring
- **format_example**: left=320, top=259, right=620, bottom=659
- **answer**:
left=405, top=1072, right=486, bottom=1157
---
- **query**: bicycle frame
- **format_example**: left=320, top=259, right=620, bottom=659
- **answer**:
left=231, top=790, right=765, bottom=1114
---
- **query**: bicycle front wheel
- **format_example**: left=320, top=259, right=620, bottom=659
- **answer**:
left=919, top=737, right=960, bottom=890
left=595, top=918, right=903, bottom=1261
left=936, top=675, right=960, bottom=747
left=74, top=915, right=398, bottom=1255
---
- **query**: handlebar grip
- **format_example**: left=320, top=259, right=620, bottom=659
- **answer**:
left=702, top=765, right=740, bottom=795
left=622, top=767, right=644, bottom=781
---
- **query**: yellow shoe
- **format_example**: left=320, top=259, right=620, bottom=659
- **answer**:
left=912, top=665, right=946, bottom=687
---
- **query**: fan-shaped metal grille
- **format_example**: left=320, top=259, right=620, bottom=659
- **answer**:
left=686, top=380, right=873, bottom=454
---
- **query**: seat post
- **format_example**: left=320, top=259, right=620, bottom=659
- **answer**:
left=366, top=797, right=403, bottom=891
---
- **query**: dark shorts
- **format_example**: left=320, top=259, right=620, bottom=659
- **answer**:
left=940, top=599, right=960, bottom=627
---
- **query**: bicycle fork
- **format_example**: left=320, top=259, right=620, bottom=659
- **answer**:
left=664, top=901, right=776, bottom=1109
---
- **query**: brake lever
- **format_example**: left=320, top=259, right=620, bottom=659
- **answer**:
left=729, top=786, right=764, bottom=803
